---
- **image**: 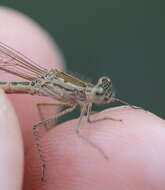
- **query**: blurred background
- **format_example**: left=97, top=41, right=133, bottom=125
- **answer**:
left=0, top=0, right=164, bottom=118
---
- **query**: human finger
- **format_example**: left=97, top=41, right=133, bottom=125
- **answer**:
left=0, top=89, right=23, bottom=190
left=25, top=106, right=165, bottom=189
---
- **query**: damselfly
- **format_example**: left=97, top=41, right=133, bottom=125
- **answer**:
left=0, top=42, right=136, bottom=180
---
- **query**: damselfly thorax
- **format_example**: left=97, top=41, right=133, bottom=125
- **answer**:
left=0, top=41, right=137, bottom=181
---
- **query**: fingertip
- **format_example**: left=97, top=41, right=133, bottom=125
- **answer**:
left=25, top=106, right=165, bottom=189
left=0, top=89, right=23, bottom=190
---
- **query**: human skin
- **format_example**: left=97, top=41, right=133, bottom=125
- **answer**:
left=0, top=7, right=165, bottom=190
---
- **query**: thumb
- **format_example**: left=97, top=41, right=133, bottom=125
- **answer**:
left=0, top=90, right=23, bottom=190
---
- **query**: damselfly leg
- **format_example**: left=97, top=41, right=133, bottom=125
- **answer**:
left=37, top=103, right=74, bottom=131
left=33, top=104, right=76, bottom=181
left=87, top=98, right=142, bottom=124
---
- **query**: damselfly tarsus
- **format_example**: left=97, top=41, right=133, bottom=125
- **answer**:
left=0, top=41, right=137, bottom=181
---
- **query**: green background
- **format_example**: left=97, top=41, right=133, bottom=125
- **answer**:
left=1, top=0, right=164, bottom=118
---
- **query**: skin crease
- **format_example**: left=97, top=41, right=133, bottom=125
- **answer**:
left=0, top=7, right=165, bottom=190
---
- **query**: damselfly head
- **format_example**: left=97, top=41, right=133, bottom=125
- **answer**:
left=91, top=76, right=113, bottom=104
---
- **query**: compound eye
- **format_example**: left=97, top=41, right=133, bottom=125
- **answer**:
left=98, top=76, right=111, bottom=84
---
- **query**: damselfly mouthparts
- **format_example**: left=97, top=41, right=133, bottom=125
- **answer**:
left=0, top=42, right=135, bottom=181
